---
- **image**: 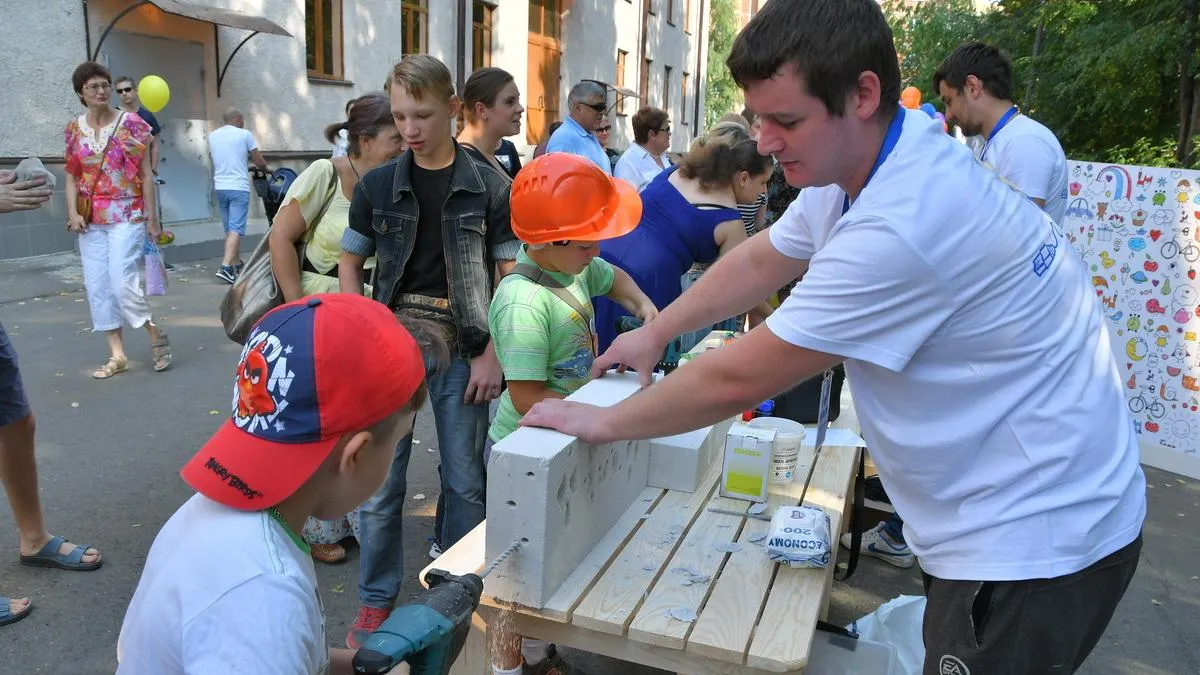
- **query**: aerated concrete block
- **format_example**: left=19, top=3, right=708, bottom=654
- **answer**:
left=647, top=415, right=735, bottom=492
left=486, top=373, right=650, bottom=607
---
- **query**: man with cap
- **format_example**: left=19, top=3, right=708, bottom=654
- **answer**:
left=487, top=152, right=655, bottom=675
left=114, top=294, right=437, bottom=675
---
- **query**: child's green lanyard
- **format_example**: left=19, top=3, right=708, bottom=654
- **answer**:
left=265, top=507, right=311, bottom=555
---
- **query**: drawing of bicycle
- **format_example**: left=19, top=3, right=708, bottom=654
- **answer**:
left=1129, top=393, right=1167, bottom=418
left=1161, top=239, right=1200, bottom=262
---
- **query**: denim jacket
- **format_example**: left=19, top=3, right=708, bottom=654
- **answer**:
left=343, top=142, right=520, bottom=358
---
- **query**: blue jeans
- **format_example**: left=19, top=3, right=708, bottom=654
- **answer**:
left=216, top=189, right=250, bottom=236
left=357, top=355, right=489, bottom=608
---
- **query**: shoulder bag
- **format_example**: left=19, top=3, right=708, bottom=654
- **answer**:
left=220, top=161, right=340, bottom=343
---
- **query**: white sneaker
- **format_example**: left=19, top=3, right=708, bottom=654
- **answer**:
left=840, top=521, right=914, bottom=568
left=429, top=541, right=442, bottom=559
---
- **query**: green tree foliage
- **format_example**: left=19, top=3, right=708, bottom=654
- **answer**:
left=884, top=0, right=1189, bottom=166
left=705, top=0, right=740, bottom=128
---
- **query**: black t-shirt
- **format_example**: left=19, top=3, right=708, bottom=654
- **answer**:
left=495, top=139, right=522, bottom=179
left=461, top=142, right=521, bottom=181
left=397, top=162, right=455, bottom=298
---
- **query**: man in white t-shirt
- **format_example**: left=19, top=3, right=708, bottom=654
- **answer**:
left=935, top=41, right=1069, bottom=225
left=520, top=1, right=1144, bottom=672
left=208, top=108, right=267, bottom=283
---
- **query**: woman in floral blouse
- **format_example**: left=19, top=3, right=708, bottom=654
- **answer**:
left=64, top=62, right=170, bottom=378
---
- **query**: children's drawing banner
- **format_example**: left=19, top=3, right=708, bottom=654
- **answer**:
left=1065, top=161, right=1200, bottom=477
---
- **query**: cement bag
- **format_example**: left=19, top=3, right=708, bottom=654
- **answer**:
left=846, top=594, right=927, bottom=675
left=766, top=504, right=831, bottom=568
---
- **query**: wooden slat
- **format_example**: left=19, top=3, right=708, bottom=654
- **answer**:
left=684, top=503, right=776, bottom=664
left=745, top=445, right=859, bottom=672
left=572, top=463, right=721, bottom=635
left=627, top=495, right=746, bottom=648
left=479, top=605, right=794, bottom=675
left=421, top=522, right=486, bottom=584
left=539, top=486, right=665, bottom=621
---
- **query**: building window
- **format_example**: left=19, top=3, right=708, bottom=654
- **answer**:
left=306, top=0, right=343, bottom=78
left=663, top=65, right=672, bottom=113
left=529, top=0, right=562, bottom=40
left=472, top=1, right=495, bottom=70
left=685, top=0, right=693, bottom=33
left=667, top=0, right=675, bottom=25
left=402, top=0, right=428, bottom=56
left=641, top=58, right=652, bottom=108
left=681, top=72, right=690, bottom=125
left=616, top=49, right=629, bottom=116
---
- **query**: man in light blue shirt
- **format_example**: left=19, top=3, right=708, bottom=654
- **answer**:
left=546, top=81, right=612, bottom=175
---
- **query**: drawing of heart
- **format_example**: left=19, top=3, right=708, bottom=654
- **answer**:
left=1176, top=309, right=1190, bottom=324
left=1148, top=299, right=1167, bottom=313
left=1191, top=269, right=1197, bottom=280
left=1153, top=280, right=1160, bottom=286
left=1145, top=421, right=1161, bottom=433
left=1151, top=230, right=1163, bottom=241
left=1145, top=260, right=1159, bottom=272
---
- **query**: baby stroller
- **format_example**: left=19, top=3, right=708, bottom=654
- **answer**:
left=251, top=167, right=297, bottom=225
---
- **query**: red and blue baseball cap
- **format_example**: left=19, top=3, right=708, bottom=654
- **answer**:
left=182, top=294, right=425, bottom=510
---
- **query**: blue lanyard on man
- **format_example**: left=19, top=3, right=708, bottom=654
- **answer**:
left=842, top=108, right=906, bottom=216
left=978, top=105, right=1019, bottom=163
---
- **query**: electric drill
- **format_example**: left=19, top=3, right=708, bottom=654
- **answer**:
left=352, top=569, right=484, bottom=675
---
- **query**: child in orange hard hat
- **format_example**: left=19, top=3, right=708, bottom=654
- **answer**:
left=486, top=153, right=656, bottom=675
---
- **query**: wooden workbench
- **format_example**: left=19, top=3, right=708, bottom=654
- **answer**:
left=422, top=440, right=861, bottom=675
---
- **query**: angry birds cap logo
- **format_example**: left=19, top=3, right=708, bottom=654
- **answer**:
left=229, top=323, right=321, bottom=442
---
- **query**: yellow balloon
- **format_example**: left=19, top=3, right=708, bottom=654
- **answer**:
left=138, top=75, right=170, bottom=113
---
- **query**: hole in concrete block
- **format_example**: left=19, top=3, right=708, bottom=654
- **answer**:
left=520, top=537, right=529, bottom=543
left=506, top=500, right=517, bottom=507
left=526, top=471, right=535, bottom=477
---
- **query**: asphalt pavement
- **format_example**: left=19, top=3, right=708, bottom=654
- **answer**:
left=0, top=253, right=1197, bottom=674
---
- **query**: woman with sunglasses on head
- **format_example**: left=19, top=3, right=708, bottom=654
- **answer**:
left=64, top=61, right=171, bottom=379
left=266, top=92, right=405, bottom=563
left=457, top=68, right=525, bottom=180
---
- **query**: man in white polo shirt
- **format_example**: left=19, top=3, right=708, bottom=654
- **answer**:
left=935, top=41, right=1069, bottom=225
left=520, top=1, right=1144, bottom=672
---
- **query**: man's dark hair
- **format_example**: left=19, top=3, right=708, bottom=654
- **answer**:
left=726, top=0, right=900, bottom=118
left=632, top=106, right=669, bottom=144
left=114, top=75, right=135, bottom=88
left=932, top=42, right=1015, bottom=102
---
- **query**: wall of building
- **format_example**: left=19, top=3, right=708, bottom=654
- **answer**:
left=0, top=0, right=709, bottom=259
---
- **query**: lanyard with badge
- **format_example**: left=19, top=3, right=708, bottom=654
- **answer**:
left=800, top=109, right=905, bottom=504
left=977, top=105, right=1019, bottom=163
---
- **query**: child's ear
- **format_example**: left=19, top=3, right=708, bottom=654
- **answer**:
left=337, top=430, right=375, bottom=474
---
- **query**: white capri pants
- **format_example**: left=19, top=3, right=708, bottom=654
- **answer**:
left=78, top=220, right=152, bottom=332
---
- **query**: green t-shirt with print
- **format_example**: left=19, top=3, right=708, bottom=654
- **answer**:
left=488, top=248, right=616, bottom=443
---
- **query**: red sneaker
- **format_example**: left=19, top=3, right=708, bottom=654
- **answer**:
left=346, top=606, right=391, bottom=649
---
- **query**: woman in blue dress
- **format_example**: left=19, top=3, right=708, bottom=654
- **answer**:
left=596, top=125, right=772, bottom=352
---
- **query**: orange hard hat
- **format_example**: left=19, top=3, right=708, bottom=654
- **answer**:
left=510, top=152, right=642, bottom=245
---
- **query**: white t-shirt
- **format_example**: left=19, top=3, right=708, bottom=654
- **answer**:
left=613, top=143, right=672, bottom=191
left=116, top=494, right=329, bottom=675
left=979, top=114, right=1068, bottom=225
left=766, top=109, right=1145, bottom=582
left=208, top=125, right=259, bottom=192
